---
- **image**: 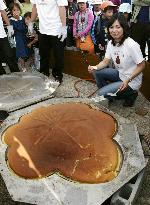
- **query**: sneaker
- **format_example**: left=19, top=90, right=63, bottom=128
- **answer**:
left=73, top=47, right=80, bottom=51
left=91, top=95, right=106, bottom=102
left=2, top=63, right=7, bottom=66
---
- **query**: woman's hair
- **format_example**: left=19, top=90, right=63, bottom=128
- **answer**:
left=107, top=13, right=129, bottom=46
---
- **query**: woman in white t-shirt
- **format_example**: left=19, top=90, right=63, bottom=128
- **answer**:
left=88, top=13, right=145, bottom=106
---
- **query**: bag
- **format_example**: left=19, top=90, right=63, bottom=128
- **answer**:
left=76, top=34, right=94, bottom=54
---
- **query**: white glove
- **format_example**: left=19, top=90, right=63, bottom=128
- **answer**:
left=28, top=22, right=34, bottom=35
left=58, top=26, right=67, bottom=42
left=7, top=25, right=14, bottom=37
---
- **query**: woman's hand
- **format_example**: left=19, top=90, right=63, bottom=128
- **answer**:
left=88, top=65, right=97, bottom=73
left=119, top=79, right=130, bottom=91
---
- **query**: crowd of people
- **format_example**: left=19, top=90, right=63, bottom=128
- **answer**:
left=0, top=0, right=150, bottom=106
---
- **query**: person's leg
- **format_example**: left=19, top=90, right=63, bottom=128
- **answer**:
left=0, top=43, right=6, bottom=75
left=1, top=38, right=19, bottom=72
left=0, top=62, right=6, bottom=75
left=0, top=47, right=6, bottom=65
left=98, top=81, right=122, bottom=97
left=39, top=34, right=51, bottom=76
left=52, top=36, right=64, bottom=82
left=98, top=82, right=138, bottom=106
left=99, top=82, right=138, bottom=106
left=34, top=47, right=40, bottom=70
left=18, top=58, right=26, bottom=72
left=93, top=67, right=120, bottom=89
left=130, top=22, right=147, bottom=58
left=66, top=25, right=74, bottom=47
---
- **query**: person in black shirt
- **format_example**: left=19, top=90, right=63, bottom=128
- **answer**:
left=66, top=0, right=78, bottom=49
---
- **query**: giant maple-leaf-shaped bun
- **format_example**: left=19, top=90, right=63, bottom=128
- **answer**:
left=3, top=103, right=120, bottom=183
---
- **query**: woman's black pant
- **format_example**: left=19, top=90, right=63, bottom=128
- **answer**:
left=0, top=37, right=19, bottom=74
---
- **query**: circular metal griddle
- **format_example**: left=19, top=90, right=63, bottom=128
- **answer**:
left=0, top=98, right=146, bottom=205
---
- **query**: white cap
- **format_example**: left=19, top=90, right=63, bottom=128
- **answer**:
left=92, top=0, right=103, bottom=5
left=77, top=0, right=87, bottom=3
left=119, top=3, right=132, bottom=13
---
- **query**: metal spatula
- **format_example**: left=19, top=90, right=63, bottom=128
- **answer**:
left=107, top=89, right=120, bottom=97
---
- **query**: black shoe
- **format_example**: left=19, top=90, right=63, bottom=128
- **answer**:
left=41, top=71, right=49, bottom=77
left=123, top=92, right=138, bottom=107
left=123, top=99, right=135, bottom=107
left=54, top=75, right=63, bottom=84
left=107, top=96, right=114, bottom=103
left=0, top=67, right=6, bottom=75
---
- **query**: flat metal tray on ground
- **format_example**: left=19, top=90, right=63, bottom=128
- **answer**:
left=0, top=72, right=59, bottom=112
left=0, top=98, right=146, bottom=205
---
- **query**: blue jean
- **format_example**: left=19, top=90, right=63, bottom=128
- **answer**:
left=93, top=68, right=122, bottom=97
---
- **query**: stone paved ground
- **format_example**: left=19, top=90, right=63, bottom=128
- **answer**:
left=0, top=72, right=150, bottom=205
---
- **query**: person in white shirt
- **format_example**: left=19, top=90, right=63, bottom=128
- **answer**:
left=29, top=0, right=68, bottom=83
left=88, top=13, right=145, bottom=106
left=0, top=0, right=19, bottom=74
